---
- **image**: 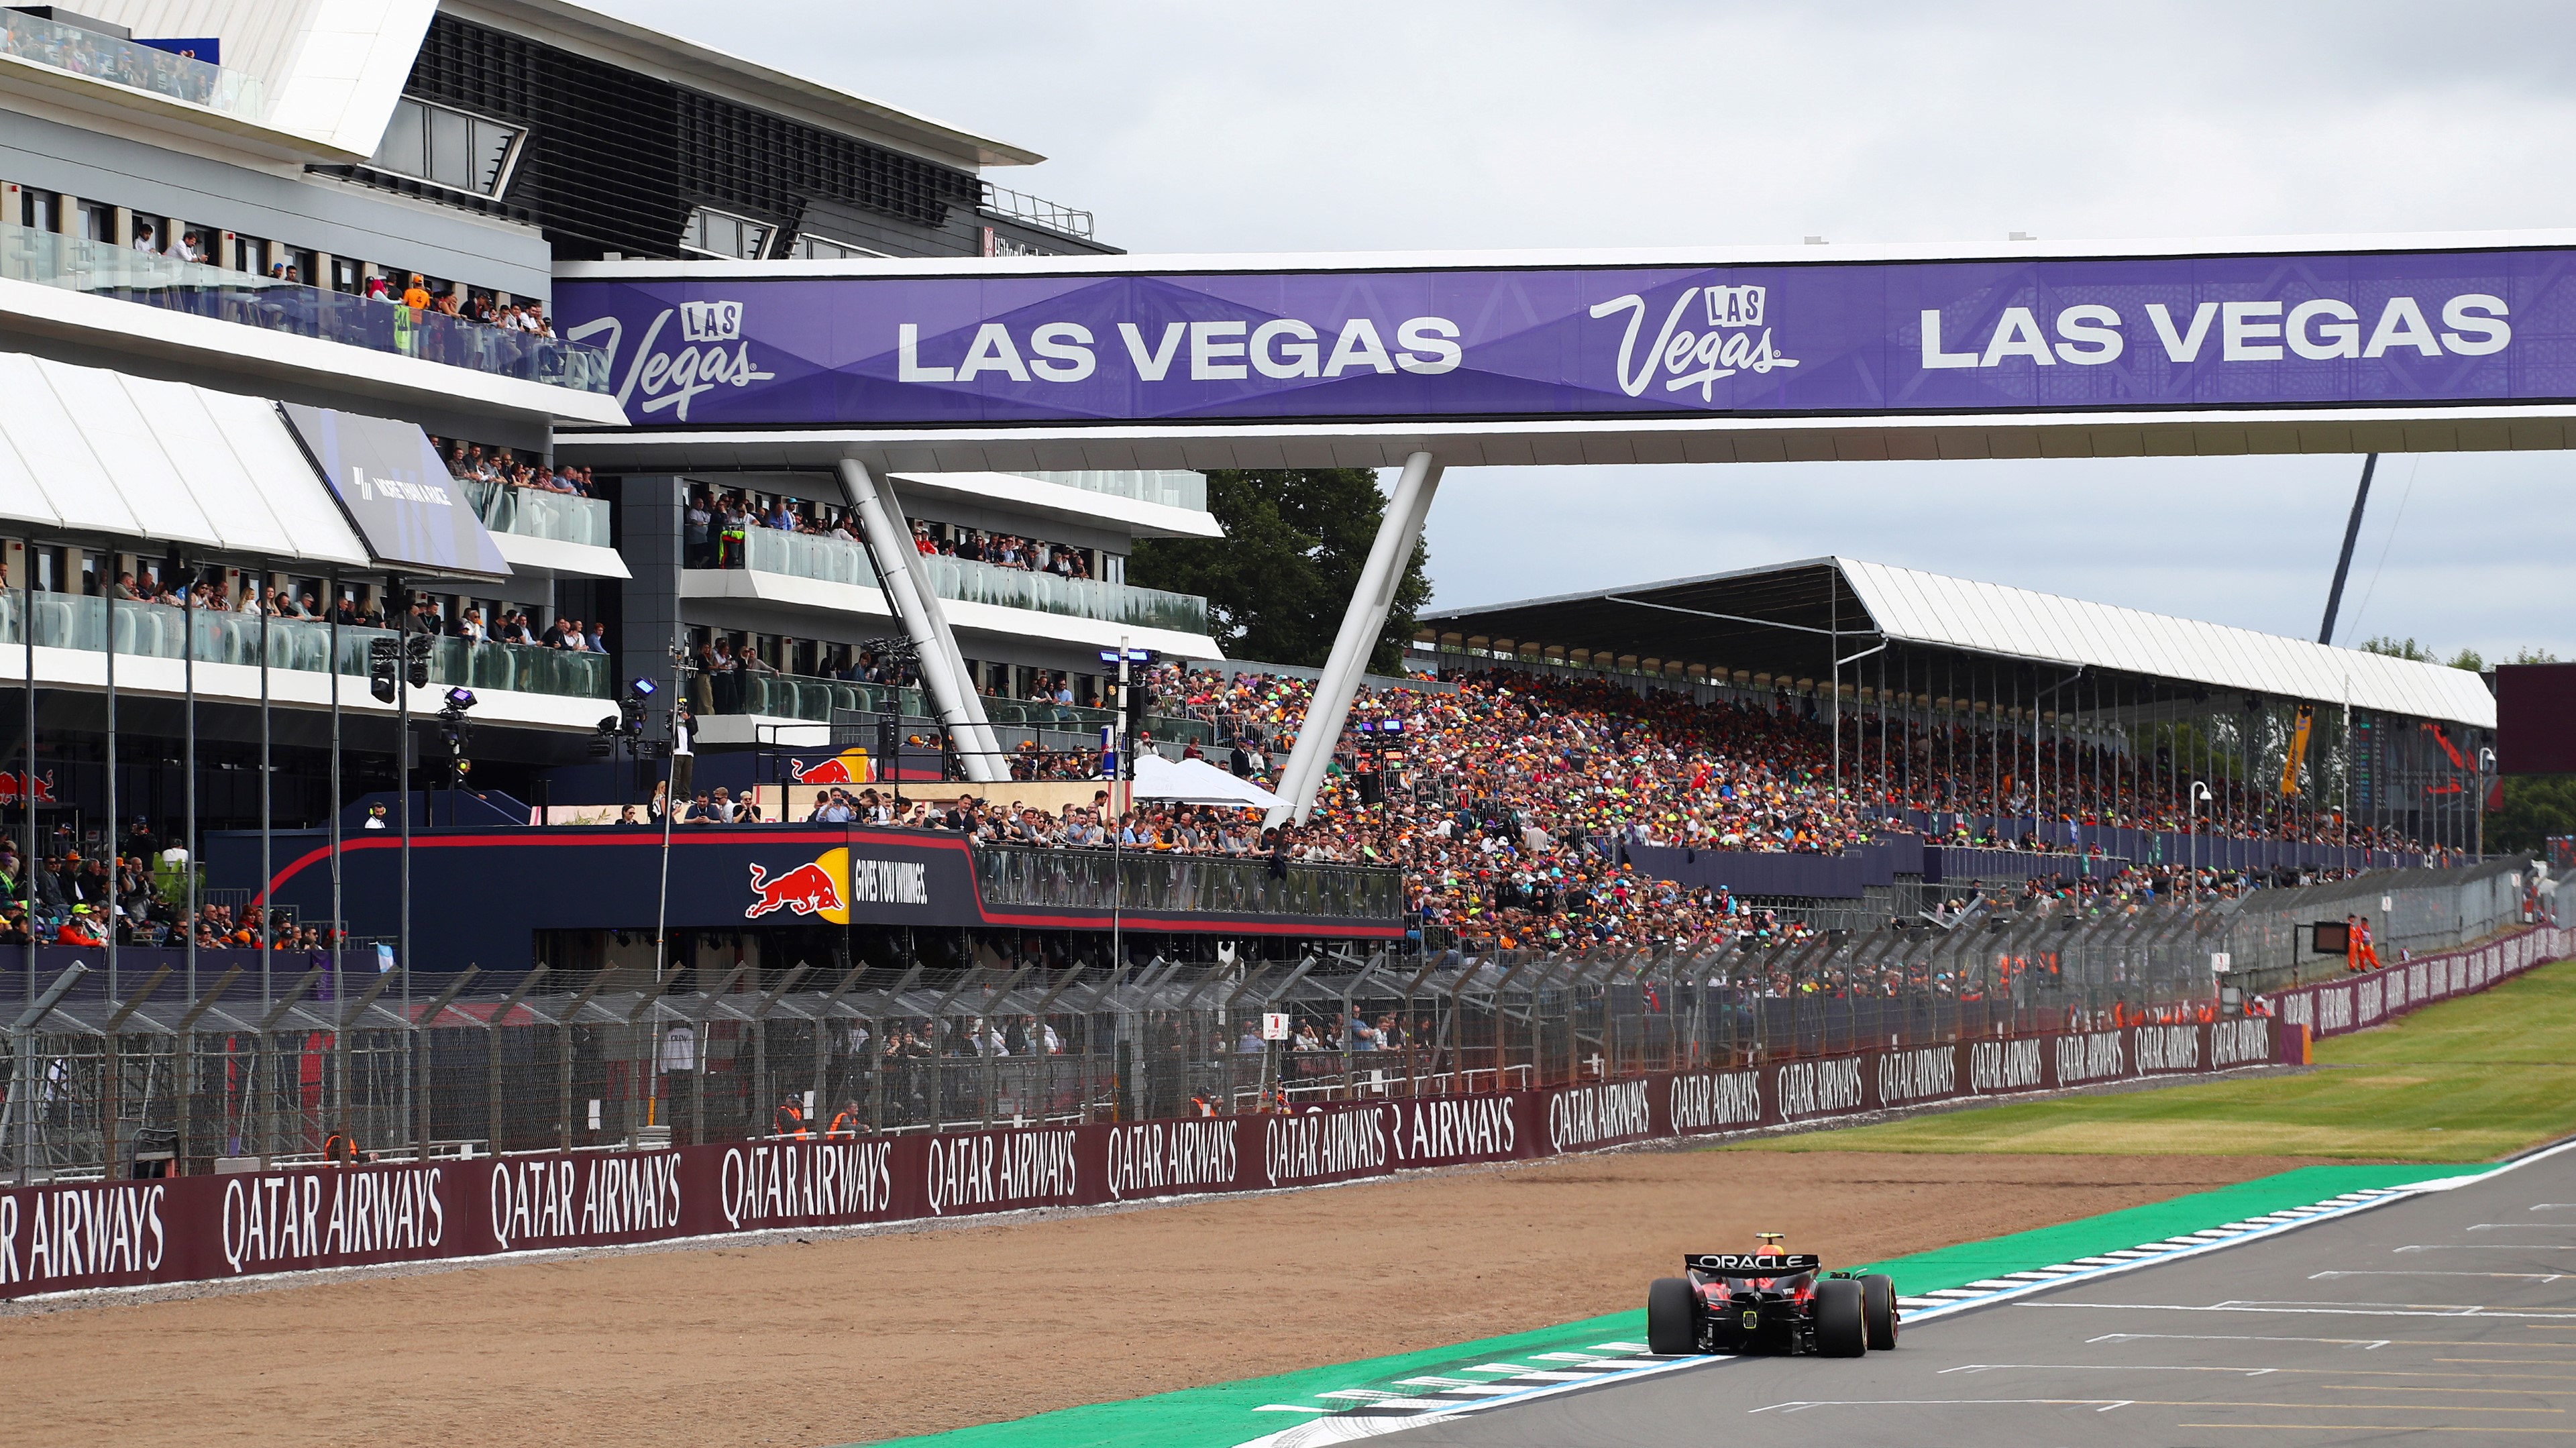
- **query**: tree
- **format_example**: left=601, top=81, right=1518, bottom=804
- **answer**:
left=2357, top=635, right=2436, bottom=662
left=2491, top=775, right=2576, bottom=855
left=1130, top=468, right=1432, bottom=674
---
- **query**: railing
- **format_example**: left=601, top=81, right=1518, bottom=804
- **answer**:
left=4, top=861, right=2545, bottom=1179
left=744, top=526, right=873, bottom=586
left=1012, top=470, right=1208, bottom=512
left=727, top=672, right=922, bottom=723
left=922, top=554, right=1208, bottom=634
left=0, top=220, right=614, bottom=393
left=973, top=844, right=1406, bottom=922
left=0, top=11, right=265, bottom=119
left=699, top=535, right=1210, bottom=634
left=462, top=478, right=612, bottom=549
left=0, top=594, right=612, bottom=700
left=2220, top=857, right=2533, bottom=991
left=979, top=183, right=1094, bottom=241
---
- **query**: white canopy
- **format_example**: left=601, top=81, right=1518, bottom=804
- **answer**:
left=1836, top=558, right=2498, bottom=729
left=0, top=351, right=371, bottom=565
left=1132, top=753, right=1284, bottom=808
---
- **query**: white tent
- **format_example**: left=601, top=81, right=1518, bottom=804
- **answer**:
left=1132, top=753, right=1284, bottom=808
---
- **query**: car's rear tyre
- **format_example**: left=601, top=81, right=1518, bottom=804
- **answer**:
left=1647, top=1277, right=1701, bottom=1355
left=1859, top=1274, right=1898, bottom=1351
left=1814, top=1278, right=1867, bottom=1357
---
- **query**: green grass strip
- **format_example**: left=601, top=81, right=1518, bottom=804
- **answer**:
left=863, top=1158, right=2487, bottom=1448
left=1729, top=956, right=2576, bottom=1162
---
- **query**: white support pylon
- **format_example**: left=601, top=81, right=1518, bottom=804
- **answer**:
left=1270, top=450, right=1443, bottom=824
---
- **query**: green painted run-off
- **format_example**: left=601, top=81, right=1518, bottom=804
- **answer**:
left=862, top=1160, right=2487, bottom=1448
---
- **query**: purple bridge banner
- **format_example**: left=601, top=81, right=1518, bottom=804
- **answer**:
left=553, top=248, right=2572, bottom=430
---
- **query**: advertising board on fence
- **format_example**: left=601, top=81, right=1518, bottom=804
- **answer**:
left=2261, top=925, right=2568, bottom=1042
left=0, top=1014, right=2289, bottom=1300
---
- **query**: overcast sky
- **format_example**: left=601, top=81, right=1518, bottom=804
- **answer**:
left=602, top=0, right=2575, bottom=661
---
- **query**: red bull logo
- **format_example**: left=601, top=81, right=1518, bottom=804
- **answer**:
left=0, top=771, right=58, bottom=805
left=794, top=748, right=871, bottom=785
left=745, top=857, right=846, bottom=920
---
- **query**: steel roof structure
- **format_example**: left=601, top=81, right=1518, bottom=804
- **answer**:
left=1420, top=557, right=2496, bottom=729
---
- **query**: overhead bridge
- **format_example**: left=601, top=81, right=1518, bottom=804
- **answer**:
left=549, top=231, right=2576, bottom=818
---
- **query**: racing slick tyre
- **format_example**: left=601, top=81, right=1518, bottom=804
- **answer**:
left=1814, top=1278, right=1868, bottom=1357
left=1859, top=1274, right=1898, bottom=1351
left=1647, top=1277, right=1701, bottom=1355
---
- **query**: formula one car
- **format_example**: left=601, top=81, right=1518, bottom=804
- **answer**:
left=1646, top=1235, right=1897, bottom=1358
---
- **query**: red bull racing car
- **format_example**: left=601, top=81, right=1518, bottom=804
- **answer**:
left=1646, top=1240, right=1897, bottom=1358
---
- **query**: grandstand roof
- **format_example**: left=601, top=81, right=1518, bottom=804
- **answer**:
left=1419, top=557, right=2497, bottom=730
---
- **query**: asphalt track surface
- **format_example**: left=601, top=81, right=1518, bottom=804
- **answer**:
left=1377, top=1146, right=2576, bottom=1447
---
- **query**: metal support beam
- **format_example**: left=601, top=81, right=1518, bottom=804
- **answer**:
left=2319, top=452, right=2379, bottom=646
left=1273, top=450, right=1442, bottom=822
left=837, top=457, right=1007, bottom=782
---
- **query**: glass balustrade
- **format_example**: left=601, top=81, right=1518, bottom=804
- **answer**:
left=1, top=11, right=265, bottom=119
left=731, top=673, right=925, bottom=722
left=462, top=477, right=613, bottom=548
left=0, top=594, right=610, bottom=700
left=743, top=527, right=875, bottom=586
left=1011, top=470, right=1208, bottom=512
left=920, top=555, right=1208, bottom=634
left=702, top=526, right=1206, bottom=634
left=0, top=220, right=614, bottom=394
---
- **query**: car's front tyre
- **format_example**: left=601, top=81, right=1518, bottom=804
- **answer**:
left=1647, top=1277, right=1701, bottom=1355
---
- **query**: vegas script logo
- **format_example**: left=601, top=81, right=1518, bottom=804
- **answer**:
left=566, top=299, right=774, bottom=422
left=1590, top=283, right=1799, bottom=403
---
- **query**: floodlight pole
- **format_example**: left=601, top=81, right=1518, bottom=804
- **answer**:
left=1275, top=451, right=1442, bottom=824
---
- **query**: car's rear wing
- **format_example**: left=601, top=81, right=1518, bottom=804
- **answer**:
left=1688, top=1253, right=1821, bottom=1274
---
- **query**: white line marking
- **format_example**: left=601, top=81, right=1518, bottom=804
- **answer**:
left=2087, top=1333, right=2392, bottom=1349
left=1750, top=1398, right=2131, bottom=1414
left=1316, top=1390, right=1403, bottom=1401
left=2318, top=1262, right=2555, bottom=1272
left=1942, top=1362, right=2276, bottom=1376
left=2024, top=1301, right=2576, bottom=1320
left=1252, top=1404, right=1332, bottom=1414
left=2397, top=1243, right=2576, bottom=1251
left=1531, top=1352, right=1610, bottom=1363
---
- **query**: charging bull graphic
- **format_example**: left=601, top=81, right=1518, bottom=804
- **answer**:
left=746, top=861, right=843, bottom=920
left=0, top=771, right=58, bottom=805
left=793, top=749, right=871, bottom=785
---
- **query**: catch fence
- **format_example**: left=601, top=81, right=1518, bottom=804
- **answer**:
left=0, top=860, right=2546, bottom=1183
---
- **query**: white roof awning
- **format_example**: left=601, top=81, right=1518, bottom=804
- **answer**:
left=0, top=351, right=370, bottom=565
left=1836, top=558, right=2497, bottom=728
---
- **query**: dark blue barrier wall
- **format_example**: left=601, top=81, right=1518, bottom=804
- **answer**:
left=1900, top=812, right=2419, bottom=873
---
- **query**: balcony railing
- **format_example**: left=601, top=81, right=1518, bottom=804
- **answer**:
left=0, top=220, right=614, bottom=394
left=974, top=844, right=1405, bottom=923
left=702, top=532, right=1209, bottom=636
left=730, top=673, right=925, bottom=723
left=745, top=527, right=873, bottom=587
left=464, top=478, right=612, bottom=549
left=922, top=555, right=1208, bottom=635
left=1, top=11, right=265, bottom=120
left=978, top=184, right=1093, bottom=241
left=0, top=594, right=610, bottom=700
left=1012, top=470, right=1208, bottom=512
